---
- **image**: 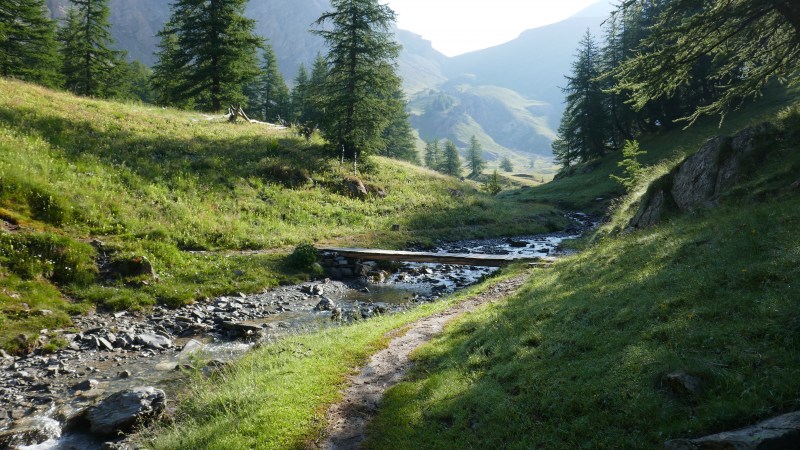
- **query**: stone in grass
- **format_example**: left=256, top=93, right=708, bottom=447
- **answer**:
left=87, top=387, right=166, bottom=436
left=662, top=371, right=702, bottom=397
left=664, top=410, right=800, bottom=450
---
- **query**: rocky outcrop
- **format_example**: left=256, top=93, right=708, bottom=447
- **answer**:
left=665, top=410, right=800, bottom=450
left=630, top=123, right=776, bottom=229
left=87, top=387, right=166, bottom=436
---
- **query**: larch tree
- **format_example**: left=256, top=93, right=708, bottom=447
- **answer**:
left=441, top=139, right=462, bottom=177
left=465, top=135, right=486, bottom=177
left=611, top=0, right=800, bottom=124
left=152, top=0, right=262, bottom=111
left=313, top=0, right=402, bottom=162
left=57, top=0, right=127, bottom=98
left=500, top=156, right=513, bottom=172
left=0, top=0, right=61, bottom=87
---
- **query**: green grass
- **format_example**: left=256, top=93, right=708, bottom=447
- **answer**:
left=0, top=78, right=563, bottom=351
left=361, top=97, right=800, bottom=448
left=143, top=271, right=524, bottom=450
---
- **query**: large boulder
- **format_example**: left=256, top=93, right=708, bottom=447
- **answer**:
left=630, top=123, right=775, bottom=229
left=665, top=410, right=800, bottom=450
left=87, top=387, right=166, bottom=436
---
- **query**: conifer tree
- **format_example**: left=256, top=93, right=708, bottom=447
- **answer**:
left=249, top=44, right=289, bottom=122
left=441, top=139, right=462, bottom=177
left=500, top=156, right=513, bottom=172
left=0, top=0, right=62, bottom=87
left=465, top=135, right=486, bottom=177
left=305, top=53, right=329, bottom=127
left=379, top=82, right=418, bottom=163
left=424, top=139, right=441, bottom=170
left=611, top=0, right=800, bottom=124
left=552, top=30, right=609, bottom=167
left=290, top=63, right=310, bottom=124
left=58, top=0, right=127, bottom=97
left=313, top=0, right=402, bottom=162
left=152, top=0, right=262, bottom=111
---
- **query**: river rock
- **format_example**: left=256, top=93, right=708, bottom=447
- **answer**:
left=87, top=387, right=166, bottom=436
left=135, top=333, right=172, bottom=350
left=220, top=321, right=263, bottom=338
left=178, top=339, right=203, bottom=358
left=73, top=379, right=99, bottom=392
left=314, top=297, right=336, bottom=311
left=664, top=410, right=800, bottom=450
left=0, top=415, right=61, bottom=448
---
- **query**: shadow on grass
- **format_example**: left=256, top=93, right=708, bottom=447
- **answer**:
left=363, top=200, right=800, bottom=449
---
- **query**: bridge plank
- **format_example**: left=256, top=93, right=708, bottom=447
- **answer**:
left=319, top=247, right=551, bottom=267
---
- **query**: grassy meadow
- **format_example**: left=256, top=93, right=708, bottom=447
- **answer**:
left=0, top=79, right=564, bottom=352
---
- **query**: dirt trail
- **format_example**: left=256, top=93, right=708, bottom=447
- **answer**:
left=319, top=273, right=530, bottom=450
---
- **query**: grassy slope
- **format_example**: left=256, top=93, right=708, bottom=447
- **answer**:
left=144, top=271, right=524, bottom=449
left=361, top=94, right=800, bottom=447
left=0, top=79, right=564, bottom=352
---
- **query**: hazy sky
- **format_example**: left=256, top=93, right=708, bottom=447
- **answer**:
left=386, top=0, right=600, bottom=56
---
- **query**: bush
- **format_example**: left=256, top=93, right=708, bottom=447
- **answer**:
left=286, top=243, right=319, bottom=270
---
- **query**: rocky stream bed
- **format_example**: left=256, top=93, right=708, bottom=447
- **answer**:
left=0, top=218, right=590, bottom=450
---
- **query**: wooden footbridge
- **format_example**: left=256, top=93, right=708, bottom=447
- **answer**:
left=318, top=247, right=554, bottom=268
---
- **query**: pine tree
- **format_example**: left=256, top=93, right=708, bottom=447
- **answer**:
left=465, top=135, right=486, bottom=177
left=424, top=139, right=441, bottom=170
left=552, top=30, right=609, bottom=167
left=0, top=0, right=62, bottom=87
left=313, top=0, right=402, bottom=162
left=441, top=140, right=462, bottom=177
left=500, top=156, right=513, bottom=172
left=152, top=0, right=262, bottom=111
left=57, top=0, right=127, bottom=97
left=249, top=44, right=289, bottom=123
left=305, top=53, right=329, bottom=128
left=380, top=82, right=418, bottom=163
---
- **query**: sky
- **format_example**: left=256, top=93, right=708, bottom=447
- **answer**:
left=385, top=0, right=601, bottom=56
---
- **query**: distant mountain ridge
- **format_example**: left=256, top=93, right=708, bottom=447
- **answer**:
left=44, top=0, right=613, bottom=160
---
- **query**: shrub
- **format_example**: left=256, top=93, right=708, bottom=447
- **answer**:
left=286, top=243, right=319, bottom=270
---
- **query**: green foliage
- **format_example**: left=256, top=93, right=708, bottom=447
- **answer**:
left=152, top=0, right=262, bottom=111
left=499, top=156, right=513, bottom=173
left=552, top=29, right=609, bottom=167
left=482, top=170, right=502, bottom=196
left=0, top=0, right=62, bottom=87
left=610, top=0, right=800, bottom=125
left=247, top=44, right=290, bottom=123
left=465, top=135, right=486, bottom=177
left=57, top=0, right=127, bottom=98
left=313, top=0, right=402, bottom=161
left=286, top=243, right=319, bottom=270
left=423, top=139, right=441, bottom=170
left=609, top=139, right=647, bottom=191
left=440, top=139, right=462, bottom=177
left=379, top=84, right=419, bottom=164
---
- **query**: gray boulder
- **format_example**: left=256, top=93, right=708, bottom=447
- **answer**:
left=87, top=387, right=166, bottom=436
left=135, top=333, right=172, bottom=350
left=665, top=410, right=800, bottom=449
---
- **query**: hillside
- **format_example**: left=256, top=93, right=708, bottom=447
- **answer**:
left=361, top=90, right=800, bottom=447
left=0, top=79, right=565, bottom=352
